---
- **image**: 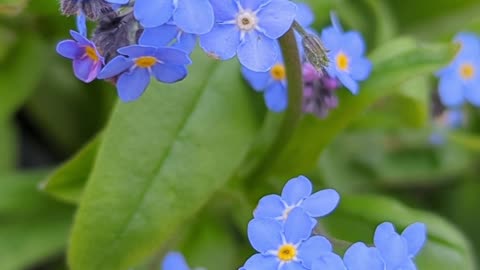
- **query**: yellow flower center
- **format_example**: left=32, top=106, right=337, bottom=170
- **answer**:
left=270, top=64, right=286, bottom=81
left=335, top=52, right=349, bottom=71
left=236, top=10, right=257, bottom=31
left=277, top=244, right=297, bottom=262
left=135, top=56, right=157, bottom=68
left=85, top=46, right=99, bottom=62
left=460, top=63, right=475, bottom=80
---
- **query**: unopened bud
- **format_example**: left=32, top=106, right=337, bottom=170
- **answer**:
left=60, top=0, right=113, bottom=21
left=302, top=34, right=329, bottom=73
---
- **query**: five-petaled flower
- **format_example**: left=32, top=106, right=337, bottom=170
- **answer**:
left=343, top=222, right=427, bottom=270
left=254, top=175, right=340, bottom=222
left=321, top=13, right=372, bottom=94
left=97, top=45, right=191, bottom=102
left=56, top=30, right=104, bottom=83
left=242, top=208, right=342, bottom=270
left=436, top=32, right=480, bottom=107
left=200, top=0, right=297, bottom=72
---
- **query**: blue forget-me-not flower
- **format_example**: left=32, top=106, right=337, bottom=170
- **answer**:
left=321, top=13, right=372, bottom=94
left=132, top=0, right=214, bottom=35
left=57, top=30, right=104, bottom=83
left=140, top=22, right=198, bottom=54
left=254, top=175, right=340, bottom=222
left=162, top=252, right=192, bottom=270
left=344, top=222, right=427, bottom=270
left=98, top=45, right=191, bottom=102
left=436, top=32, right=480, bottom=107
left=242, top=208, right=340, bottom=270
left=200, top=0, right=297, bottom=72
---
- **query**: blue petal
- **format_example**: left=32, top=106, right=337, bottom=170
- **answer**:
left=200, top=24, right=240, bottom=60
left=376, top=233, right=409, bottom=268
left=76, top=13, right=87, bottom=37
left=70, top=30, right=92, bottom=46
left=401, top=222, right=427, bottom=257
left=301, top=189, right=340, bottom=218
left=73, top=58, right=99, bottom=83
left=98, top=56, right=132, bottom=79
left=464, top=76, right=480, bottom=107
left=247, top=218, right=283, bottom=253
left=238, top=0, right=271, bottom=11
left=161, top=252, right=190, bottom=270
left=343, top=243, right=384, bottom=270
left=350, top=56, right=372, bottom=81
left=342, top=31, right=367, bottom=57
left=295, top=3, right=314, bottom=27
left=321, top=27, right=342, bottom=53
left=330, top=12, right=343, bottom=33
left=373, top=222, right=396, bottom=247
left=438, top=74, right=464, bottom=107
left=253, top=194, right=285, bottom=219
left=238, top=31, right=278, bottom=72
left=241, top=66, right=271, bottom=91
left=209, top=0, right=237, bottom=21
left=298, top=236, right=332, bottom=268
left=175, top=33, right=197, bottom=54
left=257, top=0, right=297, bottom=39
left=311, top=254, right=346, bottom=270
left=57, top=40, right=82, bottom=59
left=116, top=68, right=151, bottom=102
left=337, top=72, right=359, bottom=94
left=155, top=47, right=192, bottom=65
left=134, top=0, right=174, bottom=28
left=117, top=45, right=157, bottom=58
left=281, top=262, right=308, bottom=270
left=106, top=0, right=129, bottom=3
left=242, top=254, right=278, bottom=270
left=152, top=64, right=188, bottom=83
left=455, top=32, right=480, bottom=57
left=397, top=259, right=417, bottom=270
left=139, top=25, right=179, bottom=47
left=283, top=208, right=316, bottom=244
left=264, top=83, right=287, bottom=112
left=281, top=176, right=312, bottom=206
left=174, top=0, right=214, bottom=34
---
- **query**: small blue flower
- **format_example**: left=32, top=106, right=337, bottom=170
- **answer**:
left=56, top=30, right=104, bottom=83
left=139, top=23, right=197, bottom=54
left=343, top=222, right=427, bottom=270
left=242, top=208, right=337, bottom=270
left=436, top=32, right=480, bottom=107
left=200, top=0, right=297, bottom=72
left=254, top=175, right=340, bottom=222
left=97, top=45, right=191, bottom=102
left=241, top=60, right=288, bottom=112
left=132, top=0, right=214, bottom=35
left=162, top=252, right=191, bottom=270
left=321, top=13, right=372, bottom=94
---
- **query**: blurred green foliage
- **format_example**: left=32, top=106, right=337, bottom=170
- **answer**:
left=1, top=0, right=480, bottom=270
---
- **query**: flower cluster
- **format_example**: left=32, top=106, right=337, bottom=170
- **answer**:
left=436, top=32, right=480, bottom=108
left=57, top=0, right=301, bottom=102
left=159, top=176, right=427, bottom=270
left=241, top=10, right=372, bottom=117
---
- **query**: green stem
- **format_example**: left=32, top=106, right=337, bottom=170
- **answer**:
left=246, top=28, right=304, bottom=185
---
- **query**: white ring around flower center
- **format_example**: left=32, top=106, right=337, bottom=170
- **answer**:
left=236, top=10, right=258, bottom=31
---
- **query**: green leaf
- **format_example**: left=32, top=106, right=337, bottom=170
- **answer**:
left=322, top=195, right=476, bottom=270
left=40, top=134, right=102, bottom=204
left=0, top=34, right=47, bottom=120
left=68, top=51, right=262, bottom=270
left=0, top=171, right=74, bottom=270
left=0, top=120, right=17, bottom=170
left=262, top=37, right=456, bottom=179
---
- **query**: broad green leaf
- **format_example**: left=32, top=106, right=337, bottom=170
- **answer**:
left=0, top=120, right=16, bottom=170
left=0, top=171, right=74, bottom=270
left=322, top=195, right=476, bottom=270
left=0, top=34, right=47, bottom=120
left=262, top=38, right=456, bottom=179
left=40, top=134, right=102, bottom=204
left=68, top=51, right=262, bottom=270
